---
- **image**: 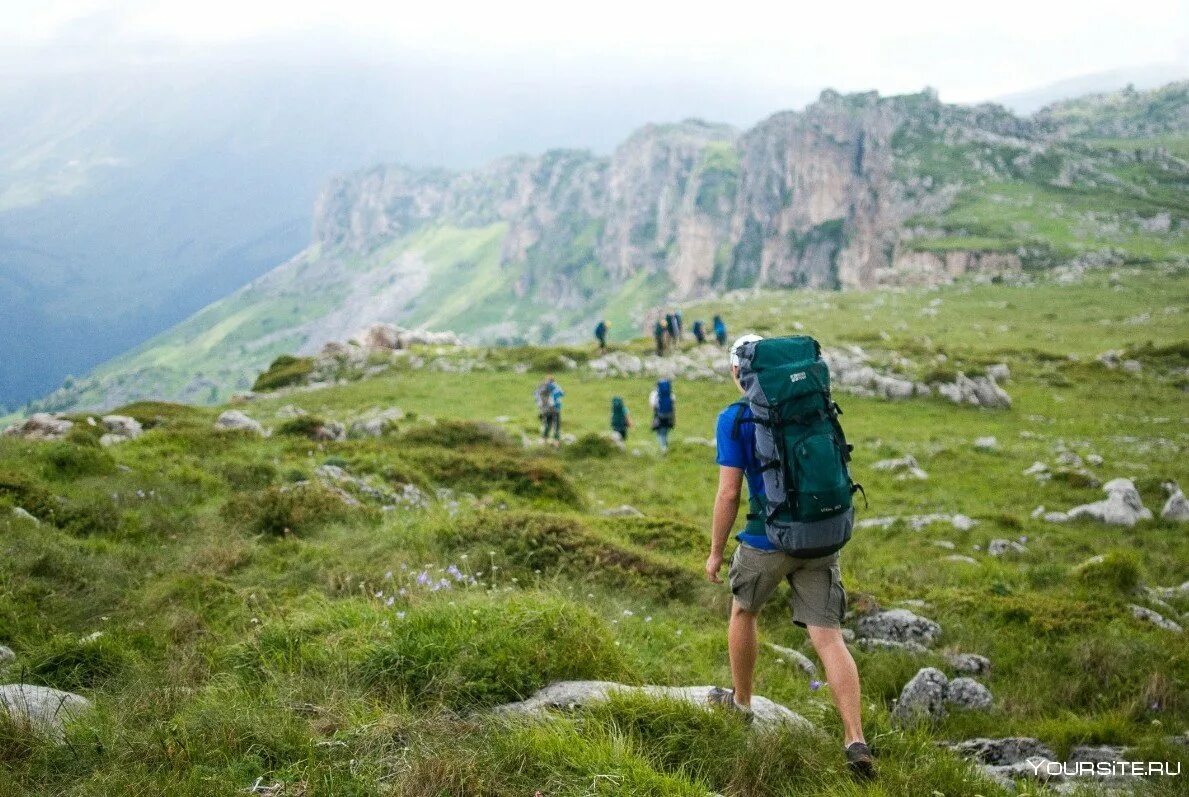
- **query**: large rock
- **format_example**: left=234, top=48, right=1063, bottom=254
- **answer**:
left=893, top=668, right=993, bottom=725
left=1161, top=481, right=1189, bottom=521
left=496, top=680, right=813, bottom=733
left=855, top=609, right=942, bottom=647
left=99, top=414, right=144, bottom=446
left=1128, top=604, right=1183, bottom=633
left=946, top=652, right=991, bottom=675
left=765, top=643, right=818, bottom=677
left=0, top=684, right=91, bottom=742
left=1062, top=478, right=1152, bottom=526
left=947, top=737, right=1056, bottom=766
left=2, top=413, right=74, bottom=441
left=213, top=410, right=266, bottom=436
left=0, top=645, right=14, bottom=664
left=871, top=454, right=928, bottom=480
left=936, top=373, right=1012, bottom=409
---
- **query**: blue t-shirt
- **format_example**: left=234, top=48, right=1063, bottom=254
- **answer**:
left=715, top=402, right=776, bottom=550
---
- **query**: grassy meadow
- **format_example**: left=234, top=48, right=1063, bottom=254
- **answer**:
left=1, top=267, right=1186, bottom=796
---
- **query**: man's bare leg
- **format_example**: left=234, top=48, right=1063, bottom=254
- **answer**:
left=728, top=601, right=759, bottom=707
left=807, top=625, right=865, bottom=746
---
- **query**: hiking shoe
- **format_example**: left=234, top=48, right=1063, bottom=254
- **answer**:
left=706, top=687, right=753, bottom=724
left=845, top=742, right=875, bottom=779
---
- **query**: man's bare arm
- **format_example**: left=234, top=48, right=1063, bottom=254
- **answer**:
left=706, top=466, right=744, bottom=582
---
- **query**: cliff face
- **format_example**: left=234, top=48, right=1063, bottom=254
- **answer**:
left=309, top=88, right=1062, bottom=302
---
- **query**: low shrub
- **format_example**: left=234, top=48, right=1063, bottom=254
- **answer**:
left=39, top=441, right=115, bottom=479
left=564, top=432, right=620, bottom=459
left=57, top=494, right=123, bottom=536
left=410, top=449, right=581, bottom=507
left=0, top=469, right=58, bottom=519
left=276, top=415, right=329, bottom=438
left=222, top=483, right=361, bottom=536
left=21, top=631, right=130, bottom=690
left=216, top=459, right=278, bottom=490
left=251, top=354, right=315, bottom=392
left=363, top=591, right=630, bottom=708
left=400, top=420, right=516, bottom=450
left=110, top=400, right=208, bottom=429
left=1074, top=549, right=1141, bottom=593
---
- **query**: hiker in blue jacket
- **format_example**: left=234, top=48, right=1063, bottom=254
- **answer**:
left=692, top=319, right=706, bottom=345
left=594, top=319, right=609, bottom=351
left=650, top=379, right=676, bottom=452
left=713, top=314, right=728, bottom=346
left=653, top=319, right=667, bottom=356
left=535, top=376, right=565, bottom=444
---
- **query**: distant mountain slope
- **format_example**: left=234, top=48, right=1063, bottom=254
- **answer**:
left=31, top=83, right=1188, bottom=414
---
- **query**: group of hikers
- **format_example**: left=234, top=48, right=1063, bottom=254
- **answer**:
left=534, top=375, right=677, bottom=452
left=593, top=311, right=728, bottom=355
left=534, top=330, right=875, bottom=779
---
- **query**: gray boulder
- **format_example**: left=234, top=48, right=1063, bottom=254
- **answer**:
left=1068, top=745, right=1127, bottom=764
left=100, top=415, right=143, bottom=442
left=945, top=677, right=994, bottom=710
left=946, top=652, right=991, bottom=675
left=857, top=637, right=928, bottom=654
left=1063, top=478, right=1152, bottom=526
left=1161, top=481, right=1189, bottom=521
left=213, top=410, right=266, bottom=436
left=855, top=609, right=942, bottom=647
left=0, top=646, right=13, bottom=664
left=891, top=667, right=949, bottom=724
left=987, top=538, right=1027, bottom=557
left=947, top=737, right=1056, bottom=766
left=496, top=680, right=814, bottom=733
left=11, top=507, right=40, bottom=525
left=0, top=684, right=91, bottom=742
left=1128, top=604, right=1183, bottom=633
left=871, top=454, right=928, bottom=480
left=2, top=413, right=74, bottom=441
left=765, top=643, right=818, bottom=677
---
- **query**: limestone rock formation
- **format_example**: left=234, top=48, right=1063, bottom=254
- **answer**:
left=1057, top=478, right=1152, bottom=526
left=1161, top=481, right=1189, bottom=521
left=213, top=410, right=267, bottom=436
left=2, top=413, right=74, bottom=441
left=855, top=609, right=942, bottom=647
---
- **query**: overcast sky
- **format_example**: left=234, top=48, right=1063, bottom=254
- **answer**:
left=6, top=0, right=1188, bottom=104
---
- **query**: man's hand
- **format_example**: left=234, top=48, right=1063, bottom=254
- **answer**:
left=705, top=552, right=725, bottom=583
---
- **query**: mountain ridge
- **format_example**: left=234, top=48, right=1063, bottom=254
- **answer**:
left=24, top=81, right=1189, bottom=415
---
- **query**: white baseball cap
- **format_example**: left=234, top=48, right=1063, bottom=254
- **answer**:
left=729, top=334, right=764, bottom=368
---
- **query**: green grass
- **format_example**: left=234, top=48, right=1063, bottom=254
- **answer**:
left=1, top=269, right=1186, bottom=795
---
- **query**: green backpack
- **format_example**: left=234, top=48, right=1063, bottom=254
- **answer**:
left=733, top=335, right=863, bottom=557
left=610, top=397, right=628, bottom=430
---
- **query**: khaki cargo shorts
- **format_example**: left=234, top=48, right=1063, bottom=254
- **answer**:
left=727, top=544, right=846, bottom=628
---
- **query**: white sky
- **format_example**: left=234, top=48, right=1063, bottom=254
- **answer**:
left=5, top=0, right=1189, bottom=101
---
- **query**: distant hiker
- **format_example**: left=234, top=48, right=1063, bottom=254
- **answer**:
left=653, top=319, right=667, bottom=356
left=610, top=396, right=633, bottom=441
left=704, top=334, right=872, bottom=779
left=594, top=319, right=609, bottom=351
left=536, top=376, right=565, bottom=443
left=692, top=319, right=706, bottom=345
left=713, top=315, right=727, bottom=347
left=674, top=309, right=684, bottom=340
left=650, top=379, right=676, bottom=452
left=665, top=312, right=678, bottom=343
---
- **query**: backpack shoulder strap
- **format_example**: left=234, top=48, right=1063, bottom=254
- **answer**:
left=729, top=400, right=751, bottom=441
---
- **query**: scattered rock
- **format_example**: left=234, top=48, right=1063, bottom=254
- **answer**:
left=986, top=363, right=1010, bottom=382
left=11, top=507, right=39, bottom=525
left=932, top=540, right=956, bottom=550
left=349, top=408, right=404, bottom=438
left=0, top=684, right=91, bottom=742
left=356, top=322, right=462, bottom=350
left=950, top=514, right=977, bottom=532
left=946, top=652, right=991, bottom=675
left=872, top=454, right=928, bottom=480
left=1161, top=481, right=1189, bottom=521
left=1121, top=359, right=1142, bottom=374
left=97, top=415, right=143, bottom=446
left=0, top=646, right=14, bottom=664
left=682, top=436, right=716, bottom=448
left=892, top=668, right=993, bottom=725
left=1062, top=478, right=1152, bottom=526
left=1022, top=461, right=1050, bottom=479
left=213, top=410, right=266, bottom=436
left=765, top=643, right=818, bottom=677
left=600, top=505, right=644, bottom=518
left=1085, top=453, right=1104, bottom=466
left=987, top=538, right=1027, bottom=557
left=2, top=413, right=74, bottom=441
left=936, top=373, right=1012, bottom=409
left=948, top=737, right=1055, bottom=766
left=857, top=637, right=928, bottom=654
left=973, top=436, right=998, bottom=451
left=855, top=609, right=942, bottom=647
left=944, top=555, right=980, bottom=565
left=1128, top=604, right=1183, bottom=633
left=495, top=680, right=814, bottom=733
left=891, top=667, right=949, bottom=724
left=1068, top=745, right=1127, bottom=764
left=945, top=677, right=994, bottom=710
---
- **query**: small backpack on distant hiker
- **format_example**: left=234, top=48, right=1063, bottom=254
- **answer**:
left=732, top=336, right=863, bottom=558
left=611, top=396, right=630, bottom=438
left=652, top=379, right=675, bottom=429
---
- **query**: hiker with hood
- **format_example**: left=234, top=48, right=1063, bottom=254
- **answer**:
left=594, top=319, right=609, bottom=351
left=535, top=375, right=565, bottom=444
left=649, top=379, right=675, bottom=452
left=653, top=319, right=667, bottom=356
left=713, top=314, right=728, bottom=347
left=610, top=396, right=633, bottom=441
left=704, top=334, right=873, bottom=779
left=691, top=319, right=706, bottom=345
left=665, top=312, right=678, bottom=343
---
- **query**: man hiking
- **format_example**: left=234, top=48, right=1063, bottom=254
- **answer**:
left=653, top=319, right=667, bottom=356
left=674, top=309, right=684, bottom=340
left=704, top=334, right=873, bottom=779
left=594, top=319, right=609, bottom=351
left=665, top=312, right=678, bottom=344
left=649, top=378, right=675, bottom=453
left=691, top=319, right=706, bottom=345
left=610, top=396, right=633, bottom=441
left=535, top=376, right=565, bottom=444
left=713, top=314, right=728, bottom=347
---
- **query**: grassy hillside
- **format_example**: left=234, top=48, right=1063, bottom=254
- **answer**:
left=2, top=270, right=1186, bottom=795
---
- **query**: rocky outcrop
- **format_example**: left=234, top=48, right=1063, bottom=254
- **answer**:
left=99, top=414, right=143, bottom=446
left=3, top=413, right=73, bottom=441
left=495, top=680, right=814, bottom=733
left=1161, top=481, right=1189, bottom=521
left=0, top=684, right=91, bottom=742
left=892, top=667, right=993, bottom=724
left=856, top=609, right=942, bottom=648
left=213, top=410, right=266, bottom=436
left=1047, top=478, right=1153, bottom=526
